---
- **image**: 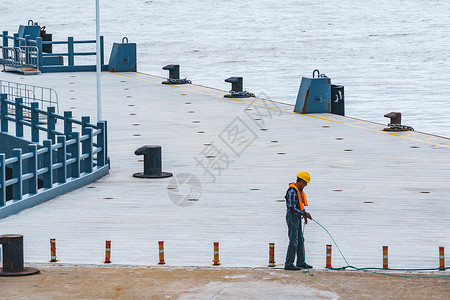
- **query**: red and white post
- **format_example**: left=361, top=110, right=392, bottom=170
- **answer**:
left=326, top=245, right=332, bottom=268
left=50, top=239, right=57, bottom=262
left=158, top=241, right=166, bottom=265
left=213, top=242, right=220, bottom=266
left=268, top=243, right=275, bottom=267
left=104, top=240, right=111, bottom=263
left=382, top=246, right=388, bottom=269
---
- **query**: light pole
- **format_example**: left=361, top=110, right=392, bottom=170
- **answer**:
left=95, top=0, right=102, bottom=121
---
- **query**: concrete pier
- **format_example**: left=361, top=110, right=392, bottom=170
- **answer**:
left=0, top=71, right=448, bottom=269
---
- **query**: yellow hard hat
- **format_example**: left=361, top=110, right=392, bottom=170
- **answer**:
left=297, top=171, right=311, bottom=183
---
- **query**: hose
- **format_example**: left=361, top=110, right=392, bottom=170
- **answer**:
left=307, top=218, right=450, bottom=278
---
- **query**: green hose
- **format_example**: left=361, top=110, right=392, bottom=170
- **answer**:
left=309, top=218, right=450, bottom=278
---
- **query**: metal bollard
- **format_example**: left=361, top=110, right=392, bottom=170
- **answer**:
left=133, top=145, right=173, bottom=178
left=383, top=112, right=414, bottom=131
left=326, top=245, right=332, bottom=268
left=439, top=246, right=445, bottom=271
left=158, top=241, right=166, bottom=265
left=50, top=239, right=57, bottom=262
left=383, top=246, right=388, bottom=269
left=224, top=77, right=255, bottom=98
left=162, top=64, right=191, bottom=85
left=105, top=240, right=111, bottom=263
left=268, top=243, right=275, bottom=267
left=0, top=234, right=39, bottom=276
left=213, top=242, right=220, bottom=266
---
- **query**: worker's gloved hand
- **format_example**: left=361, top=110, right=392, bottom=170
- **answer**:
left=304, top=212, right=312, bottom=224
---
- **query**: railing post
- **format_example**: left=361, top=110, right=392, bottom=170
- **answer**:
left=2, top=31, right=7, bottom=47
left=24, top=34, right=30, bottom=47
left=70, top=132, right=80, bottom=178
left=24, top=35, right=31, bottom=65
left=100, top=36, right=104, bottom=66
left=57, top=136, right=67, bottom=183
left=36, top=36, right=43, bottom=69
left=13, top=33, right=19, bottom=49
left=97, top=121, right=106, bottom=167
left=68, top=37, right=74, bottom=66
left=64, top=111, right=73, bottom=138
left=2, top=31, right=7, bottom=61
left=47, top=106, right=56, bottom=143
left=43, top=140, right=53, bottom=188
left=103, top=120, right=108, bottom=163
left=0, top=153, right=5, bottom=206
left=12, top=148, right=23, bottom=200
left=1, top=93, right=8, bottom=133
left=81, top=116, right=90, bottom=133
left=82, top=127, right=93, bottom=173
left=31, top=102, right=39, bottom=143
left=15, top=97, right=24, bottom=138
left=27, top=144, right=38, bottom=195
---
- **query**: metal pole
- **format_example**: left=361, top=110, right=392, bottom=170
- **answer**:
left=95, top=0, right=102, bottom=121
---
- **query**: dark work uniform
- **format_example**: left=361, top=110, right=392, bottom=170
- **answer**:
left=285, top=185, right=307, bottom=268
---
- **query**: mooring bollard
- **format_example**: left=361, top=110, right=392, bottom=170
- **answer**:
left=50, top=239, right=57, bottom=262
left=224, top=77, right=255, bottom=98
left=213, top=242, right=220, bottom=266
left=133, top=145, right=173, bottom=178
left=326, top=245, right=332, bottom=268
left=383, top=112, right=414, bottom=131
left=105, top=240, right=111, bottom=263
left=162, top=64, right=191, bottom=85
left=0, top=234, right=39, bottom=276
left=158, top=241, right=166, bottom=265
left=439, top=246, right=445, bottom=271
left=383, top=246, right=388, bottom=269
left=268, top=243, right=275, bottom=267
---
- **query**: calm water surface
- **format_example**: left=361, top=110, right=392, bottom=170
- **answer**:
left=2, top=0, right=449, bottom=137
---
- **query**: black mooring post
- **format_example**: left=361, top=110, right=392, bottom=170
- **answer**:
left=224, top=77, right=254, bottom=98
left=225, top=77, right=243, bottom=93
left=133, top=145, right=173, bottom=178
left=163, top=64, right=180, bottom=80
left=1, top=234, right=23, bottom=272
left=162, top=65, right=191, bottom=85
left=0, top=234, right=39, bottom=276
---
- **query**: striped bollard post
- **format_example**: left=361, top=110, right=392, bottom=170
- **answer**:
left=382, top=246, right=388, bottom=269
left=268, top=243, right=275, bottom=267
left=50, top=239, right=57, bottom=262
left=213, top=242, right=220, bottom=266
left=104, top=240, right=111, bottom=263
left=326, top=245, right=332, bottom=268
left=439, top=246, right=445, bottom=271
left=158, top=241, right=166, bottom=265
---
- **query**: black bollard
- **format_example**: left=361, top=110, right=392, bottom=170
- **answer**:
left=133, top=145, right=173, bottom=178
left=0, top=234, right=39, bottom=276
left=224, top=77, right=255, bottom=98
left=225, top=77, right=243, bottom=93
left=162, top=65, right=191, bottom=85
left=383, top=112, right=414, bottom=131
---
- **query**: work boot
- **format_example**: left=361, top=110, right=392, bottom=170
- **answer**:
left=297, top=262, right=313, bottom=269
left=284, top=264, right=303, bottom=271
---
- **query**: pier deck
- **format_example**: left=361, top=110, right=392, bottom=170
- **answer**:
left=0, top=71, right=449, bottom=269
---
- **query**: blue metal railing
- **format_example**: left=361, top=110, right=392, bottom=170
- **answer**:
left=0, top=93, right=108, bottom=207
left=0, top=30, right=107, bottom=72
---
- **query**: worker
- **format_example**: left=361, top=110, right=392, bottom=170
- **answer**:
left=284, top=171, right=313, bottom=270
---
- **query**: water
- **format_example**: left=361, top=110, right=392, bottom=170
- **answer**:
left=2, top=0, right=449, bottom=137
